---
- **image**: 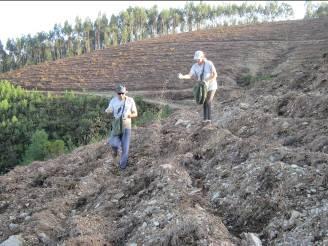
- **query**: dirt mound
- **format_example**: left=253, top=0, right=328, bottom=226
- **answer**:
left=1, top=96, right=327, bottom=244
left=0, top=113, right=237, bottom=245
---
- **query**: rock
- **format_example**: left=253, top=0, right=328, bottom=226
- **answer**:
left=238, top=126, right=248, bottom=135
left=24, top=216, right=31, bottom=221
left=241, top=232, right=262, bottom=246
left=211, top=192, right=220, bottom=202
left=283, top=136, right=298, bottom=146
left=17, top=212, right=29, bottom=219
left=0, top=235, right=24, bottom=246
left=153, top=221, right=159, bottom=227
left=160, top=164, right=173, bottom=170
left=268, top=151, right=284, bottom=162
left=113, top=192, right=124, bottom=200
left=8, top=224, right=18, bottom=231
left=166, top=213, right=174, bottom=221
left=175, top=119, right=191, bottom=127
left=240, top=103, right=249, bottom=110
left=282, top=121, right=289, bottom=129
left=290, top=210, right=301, bottom=220
left=37, top=232, right=51, bottom=244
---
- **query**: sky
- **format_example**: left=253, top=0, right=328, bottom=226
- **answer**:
left=0, top=1, right=311, bottom=45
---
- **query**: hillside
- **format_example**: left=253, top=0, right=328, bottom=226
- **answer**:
left=1, top=18, right=328, bottom=245
left=0, top=18, right=327, bottom=94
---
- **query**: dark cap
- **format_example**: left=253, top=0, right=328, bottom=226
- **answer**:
left=115, top=84, right=127, bottom=93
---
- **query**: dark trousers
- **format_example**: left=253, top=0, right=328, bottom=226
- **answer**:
left=203, top=90, right=216, bottom=120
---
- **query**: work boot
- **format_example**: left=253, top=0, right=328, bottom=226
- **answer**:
left=202, top=119, right=211, bottom=125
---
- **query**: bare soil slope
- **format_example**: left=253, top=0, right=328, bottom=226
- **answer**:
left=0, top=18, right=327, bottom=93
left=1, top=18, right=328, bottom=245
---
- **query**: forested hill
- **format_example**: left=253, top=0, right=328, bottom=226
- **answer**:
left=0, top=17, right=328, bottom=93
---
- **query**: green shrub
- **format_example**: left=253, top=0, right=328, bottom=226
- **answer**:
left=237, top=74, right=274, bottom=87
left=23, top=129, right=49, bottom=164
left=46, top=140, right=66, bottom=158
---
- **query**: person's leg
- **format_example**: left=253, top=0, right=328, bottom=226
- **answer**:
left=119, top=128, right=131, bottom=169
left=203, top=103, right=208, bottom=120
left=205, top=90, right=216, bottom=121
left=109, top=134, right=121, bottom=157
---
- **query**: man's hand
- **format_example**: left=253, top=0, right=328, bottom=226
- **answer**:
left=178, top=73, right=184, bottom=79
left=105, top=108, right=111, bottom=113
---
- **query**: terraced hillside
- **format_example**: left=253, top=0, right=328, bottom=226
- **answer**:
left=0, top=17, right=328, bottom=94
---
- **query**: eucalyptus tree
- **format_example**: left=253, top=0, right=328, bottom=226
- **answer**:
left=63, top=20, right=73, bottom=56
left=94, top=12, right=102, bottom=50
left=11, top=37, right=27, bottom=68
left=225, top=3, right=240, bottom=25
left=17, top=36, right=29, bottom=66
left=194, top=2, right=211, bottom=30
left=158, top=9, right=170, bottom=35
left=36, top=31, right=50, bottom=62
left=305, top=1, right=328, bottom=18
left=118, top=10, right=131, bottom=44
left=83, top=17, right=93, bottom=53
left=103, top=25, right=111, bottom=48
left=23, top=34, right=33, bottom=64
left=305, top=1, right=316, bottom=19
left=133, top=6, right=147, bottom=40
left=146, top=5, right=159, bottom=37
left=184, top=1, right=195, bottom=31
left=48, top=30, right=57, bottom=60
left=279, top=3, right=294, bottom=20
left=74, top=16, right=83, bottom=55
left=100, top=13, right=109, bottom=48
left=238, top=2, right=260, bottom=24
left=0, top=41, right=9, bottom=72
left=214, top=5, right=225, bottom=26
left=170, top=8, right=184, bottom=33
left=5, top=39, right=17, bottom=70
left=53, top=23, right=64, bottom=59
left=315, top=2, right=328, bottom=17
left=263, top=1, right=279, bottom=22
left=125, top=7, right=135, bottom=42
left=109, top=14, right=119, bottom=46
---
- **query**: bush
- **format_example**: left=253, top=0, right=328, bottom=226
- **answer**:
left=237, top=74, right=274, bottom=87
left=23, top=129, right=49, bottom=164
left=46, top=140, right=66, bottom=158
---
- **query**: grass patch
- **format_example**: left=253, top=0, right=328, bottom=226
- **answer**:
left=134, top=96, right=173, bottom=126
left=237, top=74, right=275, bottom=87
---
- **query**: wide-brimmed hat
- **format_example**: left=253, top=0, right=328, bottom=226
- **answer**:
left=115, top=84, right=127, bottom=94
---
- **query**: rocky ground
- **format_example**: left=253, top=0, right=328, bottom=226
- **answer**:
left=1, top=57, right=327, bottom=245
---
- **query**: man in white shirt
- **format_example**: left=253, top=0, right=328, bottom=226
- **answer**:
left=105, top=84, right=138, bottom=170
left=178, top=50, right=218, bottom=123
